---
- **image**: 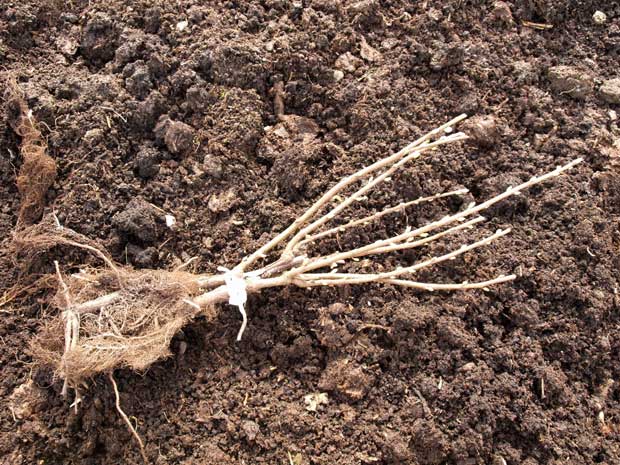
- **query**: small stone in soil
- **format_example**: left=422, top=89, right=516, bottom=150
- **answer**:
left=82, top=128, right=105, bottom=147
left=593, top=11, right=607, bottom=25
left=462, top=115, right=500, bottom=148
left=202, top=153, right=224, bottom=178
left=360, top=37, right=381, bottom=62
left=335, top=52, right=362, bottom=72
left=304, top=392, right=329, bottom=412
left=599, top=78, right=620, bottom=104
left=548, top=65, right=594, bottom=100
left=512, top=60, right=538, bottom=85
left=241, top=420, right=260, bottom=441
left=489, top=1, right=514, bottom=26
left=208, top=189, right=236, bottom=213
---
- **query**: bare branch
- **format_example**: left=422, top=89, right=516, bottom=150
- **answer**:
left=381, top=274, right=516, bottom=291
left=290, top=273, right=515, bottom=291
left=290, top=158, right=581, bottom=275
left=282, top=132, right=468, bottom=256
left=295, top=216, right=485, bottom=274
left=292, top=227, right=512, bottom=286
left=236, top=114, right=468, bottom=272
left=298, top=188, right=469, bottom=248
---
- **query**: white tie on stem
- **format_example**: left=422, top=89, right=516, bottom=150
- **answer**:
left=218, top=266, right=249, bottom=341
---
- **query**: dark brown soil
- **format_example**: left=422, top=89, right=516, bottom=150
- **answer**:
left=2, top=1, right=620, bottom=464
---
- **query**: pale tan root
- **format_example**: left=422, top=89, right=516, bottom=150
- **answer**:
left=109, top=372, right=149, bottom=464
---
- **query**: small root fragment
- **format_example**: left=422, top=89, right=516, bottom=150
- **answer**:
left=0, top=274, right=56, bottom=310
left=5, top=78, right=57, bottom=227
left=13, top=215, right=119, bottom=276
left=109, top=372, right=149, bottom=464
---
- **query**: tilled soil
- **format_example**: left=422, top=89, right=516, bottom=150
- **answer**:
left=1, top=1, right=620, bottom=464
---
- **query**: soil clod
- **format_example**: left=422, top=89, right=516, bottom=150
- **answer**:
left=112, top=198, right=161, bottom=243
left=600, top=78, right=620, bottom=104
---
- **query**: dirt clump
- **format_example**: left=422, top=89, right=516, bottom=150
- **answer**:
left=112, top=198, right=162, bottom=243
left=462, top=115, right=501, bottom=148
left=80, top=12, right=118, bottom=65
left=202, top=87, right=265, bottom=158
left=488, top=1, right=514, bottom=26
left=207, top=41, right=268, bottom=92
left=133, top=144, right=161, bottom=179
left=128, top=90, right=167, bottom=132
left=8, top=380, right=47, bottom=420
left=155, top=116, right=197, bottom=157
left=318, top=358, right=375, bottom=401
left=599, top=78, right=620, bottom=104
left=258, top=114, right=336, bottom=201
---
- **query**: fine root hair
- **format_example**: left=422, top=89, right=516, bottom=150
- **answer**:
left=32, top=263, right=204, bottom=390
left=5, top=79, right=57, bottom=227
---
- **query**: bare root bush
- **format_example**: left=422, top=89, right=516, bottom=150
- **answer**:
left=22, top=115, right=581, bottom=403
